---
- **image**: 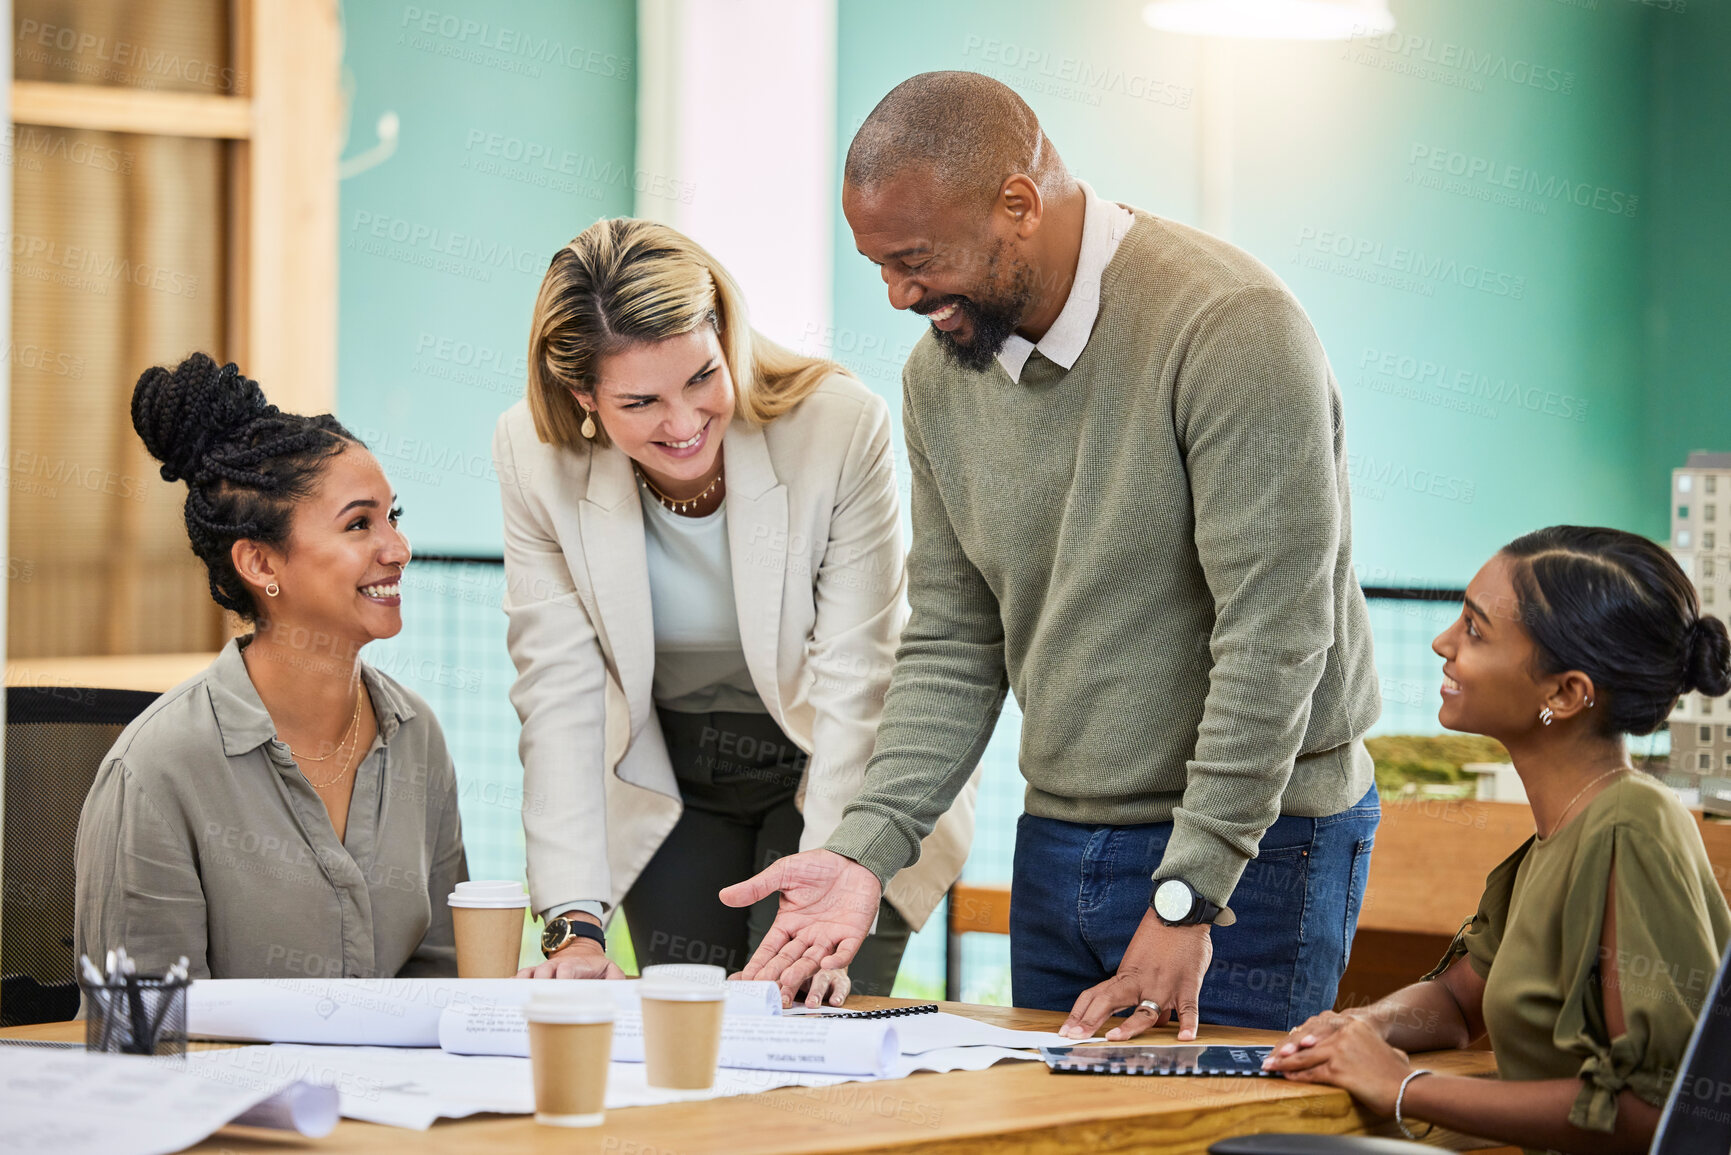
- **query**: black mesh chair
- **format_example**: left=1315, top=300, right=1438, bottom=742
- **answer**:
left=1, top=684, right=159, bottom=1026
left=1208, top=933, right=1731, bottom=1155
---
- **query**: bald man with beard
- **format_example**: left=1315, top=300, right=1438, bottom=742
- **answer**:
left=724, top=72, right=1382, bottom=1041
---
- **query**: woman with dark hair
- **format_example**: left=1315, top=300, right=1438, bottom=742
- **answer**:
left=73, top=353, right=468, bottom=980
left=1265, top=526, right=1731, bottom=1154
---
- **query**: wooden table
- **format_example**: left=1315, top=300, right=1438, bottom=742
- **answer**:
left=2, top=997, right=1503, bottom=1154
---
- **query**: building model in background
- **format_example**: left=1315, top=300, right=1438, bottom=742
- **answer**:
left=1670, top=451, right=1731, bottom=817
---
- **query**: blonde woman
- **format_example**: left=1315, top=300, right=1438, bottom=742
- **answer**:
left=494, top=218, right=977, bottom=1004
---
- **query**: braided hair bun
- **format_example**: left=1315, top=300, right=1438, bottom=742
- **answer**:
left=131, top=353, right=360, bottom=620
left=132, top=354, right=276, bottom=483
left=1685, top=615, right=1731, bottom=698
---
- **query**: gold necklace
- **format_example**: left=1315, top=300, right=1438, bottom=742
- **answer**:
left=288, top=689, right=361, bottom=762
left=636, top=463, right=723, bottom=515
left=1544, top=765, right=1630, bottom=837
left=300, top=689, right=369, bottom=790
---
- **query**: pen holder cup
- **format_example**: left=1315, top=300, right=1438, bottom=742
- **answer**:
left=80, top=977, right=190, bottom=1057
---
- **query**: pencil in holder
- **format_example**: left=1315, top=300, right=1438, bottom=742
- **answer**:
left=80, top=975, right=191, bottom=1057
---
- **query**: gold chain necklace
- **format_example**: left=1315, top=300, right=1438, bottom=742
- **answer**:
left=289, top=689, right=361, bottom=762
left=1544, top=765, right=1630, bottom=838
left=299, top=691, right=369, bottom=790
left=637, top=464, right=723, bottom=515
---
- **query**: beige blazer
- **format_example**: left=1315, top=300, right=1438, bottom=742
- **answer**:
left=492, top=374, right=977, bottom=931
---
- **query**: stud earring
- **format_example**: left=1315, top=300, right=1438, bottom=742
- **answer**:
left=580, top=410, right=597, bottom=440
left=1539, top=706, right=1554, bottom=726
left=1585, top=695, right=1595, bottom=708
left=265, top=582, right=280, bottom=598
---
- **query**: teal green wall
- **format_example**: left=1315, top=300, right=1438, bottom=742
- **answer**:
left=337, top=1, right=636, bottom=552
left=1644, top=1, right=1731, bottom=492
left=832, top=0, right=1667, bottom=585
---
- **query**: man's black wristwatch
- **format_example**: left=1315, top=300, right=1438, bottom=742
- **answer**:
left=1150, top=878, right=1223, bottom=927
left=541, top=915, right=608, bottom=957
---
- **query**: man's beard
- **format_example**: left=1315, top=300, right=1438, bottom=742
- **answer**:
left=923, top=255, right=1037, bottom=373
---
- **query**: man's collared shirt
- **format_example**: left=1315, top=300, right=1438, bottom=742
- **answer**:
left=995, top=180, right=1134, bottom=384
left=74, top=636, right=468, bottom=980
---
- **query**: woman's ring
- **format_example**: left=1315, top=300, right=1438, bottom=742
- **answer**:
left=1138, top=999, right=1162, bottom=1017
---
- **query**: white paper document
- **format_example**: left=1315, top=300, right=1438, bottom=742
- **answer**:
left=439, top=1002, right=900, bottom=1076
left=187, top=977, right=782, bottom=1045
left=784, top=1009, right=1072, bottom=1054
left=186, top=1043, right=1041, bottom=1130
left=0, top=1046, right=338, bottom=1155
left=187, top=1044, right=533, bottom=1130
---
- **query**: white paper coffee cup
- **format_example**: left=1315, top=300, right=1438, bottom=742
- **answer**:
left=524, top=989, right=615, bottom=1127
left=640, top=980, right=727, bottom=1090
left=448, top=881, right=530, bottom=978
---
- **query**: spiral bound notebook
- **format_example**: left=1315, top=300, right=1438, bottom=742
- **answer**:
left=805, top=1002, right=940, bottom=1020
left=1040, top=1044, right=1279, bottom=1076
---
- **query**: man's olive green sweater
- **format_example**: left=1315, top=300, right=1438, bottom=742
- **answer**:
left=824, top=209, right=1382, bottom=915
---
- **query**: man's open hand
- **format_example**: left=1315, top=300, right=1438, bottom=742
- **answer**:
left=1060, top=910, right=1212, bottom=1041
left=719, top=849, right=881, bottom=1006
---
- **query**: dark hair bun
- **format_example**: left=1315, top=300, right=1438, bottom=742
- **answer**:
left=1503, top=525, right=1713, bottom=735
left=1686, top=615, right=1731, bottom=698
left=131, top=352, right=275, bottom=483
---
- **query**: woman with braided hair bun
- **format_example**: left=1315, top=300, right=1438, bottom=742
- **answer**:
left=74, top=352, right=471, bottom=982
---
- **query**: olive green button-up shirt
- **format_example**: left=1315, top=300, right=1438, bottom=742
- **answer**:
left=74, top=638, right=468, bottom=981
left=1429, top=772, right=1731, bottom=1143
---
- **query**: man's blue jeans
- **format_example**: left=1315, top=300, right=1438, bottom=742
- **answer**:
left=1009, top=785, right=1380, bottom=1030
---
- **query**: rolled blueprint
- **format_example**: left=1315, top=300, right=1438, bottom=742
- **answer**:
left=187, top=978, right=781, bottom=1046
left=438, top=1001, right=899, bottom=1077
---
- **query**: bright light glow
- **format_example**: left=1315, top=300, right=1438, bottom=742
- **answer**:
left=1142, top=0, right=1395, bottom=40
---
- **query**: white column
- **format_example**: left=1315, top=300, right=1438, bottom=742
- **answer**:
left=635, top=0, right=837, bottom=349
left=1196, top=38, right=1234, bottom=240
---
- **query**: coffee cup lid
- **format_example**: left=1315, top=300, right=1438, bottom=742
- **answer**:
left=523, top=987, right=616, bottom=1024
left=448, top=880, right=530, bottom=909
left=638, top=964, right=726, bottom=986
left=639, top=978, right=728, bottom=1002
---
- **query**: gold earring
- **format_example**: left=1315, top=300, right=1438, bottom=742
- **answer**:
left=265, top=582, right=280, bottom=598
left=580, top=410, right=596, bottom=440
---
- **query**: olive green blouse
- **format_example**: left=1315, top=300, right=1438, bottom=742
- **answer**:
left=1428, top=772, right=1731, bottom=1137
left=74, top=638, right=469, bottom=982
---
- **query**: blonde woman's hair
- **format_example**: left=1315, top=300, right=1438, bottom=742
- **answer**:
left=527, top=218, right=849, bottom=448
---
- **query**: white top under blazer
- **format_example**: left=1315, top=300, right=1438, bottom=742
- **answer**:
left=492, top=372, right=979, bottom=930
left=639, top=492, right=765, bottom=713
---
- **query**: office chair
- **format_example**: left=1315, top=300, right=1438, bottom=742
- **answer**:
left=1209, top=931, right=1731, bottom=1155
left=1, top=685, right=159, bottom=1026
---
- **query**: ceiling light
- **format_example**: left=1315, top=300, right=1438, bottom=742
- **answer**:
left=1142, top=0, right=1396, bottom=40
